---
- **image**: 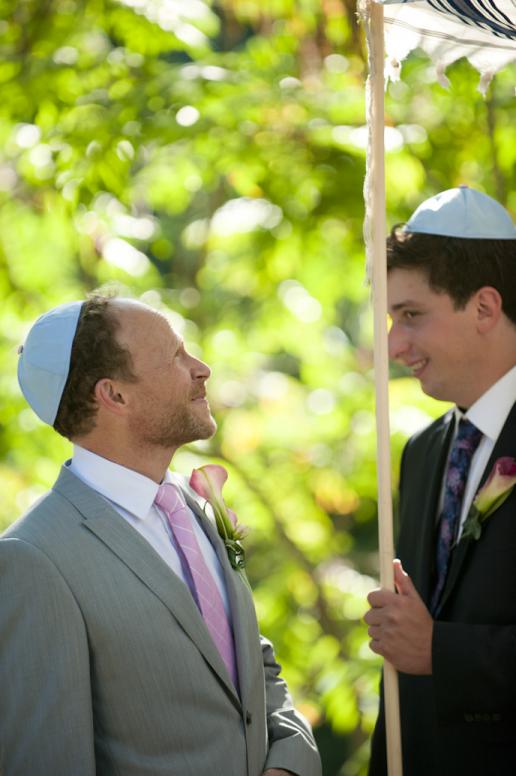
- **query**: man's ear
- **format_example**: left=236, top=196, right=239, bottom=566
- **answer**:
left=474, top=286, right=502, bottom=332
left=94, top=379, right=129, bottom=416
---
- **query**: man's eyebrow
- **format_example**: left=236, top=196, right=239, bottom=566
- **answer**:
left=390, top=299, right=421, bottom=312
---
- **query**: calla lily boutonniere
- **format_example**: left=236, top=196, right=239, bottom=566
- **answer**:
left=189, top=464, right=248, bottom=573
left=461, top=457, right=516, bottom=542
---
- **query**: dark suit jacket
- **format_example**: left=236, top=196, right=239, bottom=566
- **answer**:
left=369, top=402, right=516, bottom=776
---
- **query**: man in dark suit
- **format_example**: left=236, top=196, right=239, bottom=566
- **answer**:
left=365, top=186, right=516, bottom=775
left=1, top=294, right=321, bottom=776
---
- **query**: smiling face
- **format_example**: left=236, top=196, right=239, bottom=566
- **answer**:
left=115, top=301, right=216, bottom=451
left=387, top=268, right=486, bottom=408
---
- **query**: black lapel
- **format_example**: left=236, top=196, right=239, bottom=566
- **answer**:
left=439, top=402, right=516, bottom=613
left=399, top=410, right=455, bottom=605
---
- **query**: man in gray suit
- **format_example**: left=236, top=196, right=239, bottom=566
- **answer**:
left=1, top=294, right=322, bottom=776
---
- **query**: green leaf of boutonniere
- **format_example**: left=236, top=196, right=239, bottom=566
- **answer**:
left=189, top=464, right=250, bottom=584
left=224, top=539, right=246, bottom=571
left=461, top=505, right=482, bottom=541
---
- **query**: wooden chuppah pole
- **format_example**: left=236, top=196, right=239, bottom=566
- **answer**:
left=360, top=1, right=403, bottom=773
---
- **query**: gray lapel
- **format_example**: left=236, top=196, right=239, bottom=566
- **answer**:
left=53, top=466, right=241, bottom=708
left=183, top=488, right=259, bottom=706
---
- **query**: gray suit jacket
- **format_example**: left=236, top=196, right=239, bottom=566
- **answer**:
left=0, top=465, right=321, bottom=776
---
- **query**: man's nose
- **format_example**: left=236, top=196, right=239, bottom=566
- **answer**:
left=192, top=357, right=211, bottom=380
left=388, top=323, right=409, bottom=362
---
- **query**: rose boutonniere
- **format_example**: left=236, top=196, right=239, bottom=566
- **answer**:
left=461, top=457, right=516, bottom=542
left=189, top=464, right=248, bottom=573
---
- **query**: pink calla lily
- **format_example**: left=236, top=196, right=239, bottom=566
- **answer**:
left=475, top=457, right=516, bottom=517
left=189, top=464, right=247, bottom=549
left=227, top=508, right=238, bottom=530
left=461, top=456, right=516, bottom=541
left=190, top=464, right=228, bottom=502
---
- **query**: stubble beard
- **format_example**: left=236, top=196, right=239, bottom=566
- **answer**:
left=134, top=403, right=217, bottom=450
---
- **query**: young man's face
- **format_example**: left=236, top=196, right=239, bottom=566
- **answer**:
left=387, top=268, right=483, bottom=408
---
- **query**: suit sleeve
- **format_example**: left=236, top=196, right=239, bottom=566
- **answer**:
left=0, top=538, right=96, bottom=776
left=260, top=636, right=322, bottom=776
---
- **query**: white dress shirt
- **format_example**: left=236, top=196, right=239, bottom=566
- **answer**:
left=67, top=446, right=232, bottom=616
left=450, top=365, right=516, bottom=537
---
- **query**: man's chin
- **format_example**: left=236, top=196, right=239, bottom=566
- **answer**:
left=420, top=381, right=454, bottom=404
left=151, top=412, right=217, bottom=449
left=188, top=413, right=217, bottom=442
left=198, top=416, right=217, bottom=439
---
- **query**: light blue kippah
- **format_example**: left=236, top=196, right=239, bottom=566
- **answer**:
left=18, top=301, right=83, bottom=425
left=404, top=186, right=516, bottom=239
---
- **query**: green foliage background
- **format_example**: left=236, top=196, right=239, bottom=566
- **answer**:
left=1, top=1, right=514, bottom=772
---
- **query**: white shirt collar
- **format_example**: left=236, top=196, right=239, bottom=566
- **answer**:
left=456, top=365, right=516, bottom=440
left=68, top=445, right=181, bottom=521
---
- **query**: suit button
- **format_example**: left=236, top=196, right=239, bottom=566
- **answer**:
left=245, top=711, right=252, bottom=725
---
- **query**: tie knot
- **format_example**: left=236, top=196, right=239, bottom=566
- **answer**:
left=456, top=418, right=482, bottom=452
left=155, top=483, right=183, bottom=515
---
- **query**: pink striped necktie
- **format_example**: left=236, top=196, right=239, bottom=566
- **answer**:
left=155, top=483, right=238, bottom=688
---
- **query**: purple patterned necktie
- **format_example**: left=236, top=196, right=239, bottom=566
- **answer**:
left=155, top=483, right=238, bottom=687
left=430, top=418, right=482, bottom=615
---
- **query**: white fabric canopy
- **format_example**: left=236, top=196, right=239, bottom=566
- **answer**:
left=375, top=0, right=516, bottom=91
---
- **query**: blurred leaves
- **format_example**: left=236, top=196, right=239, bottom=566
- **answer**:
left=0, top=0, right=514, bottom=773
